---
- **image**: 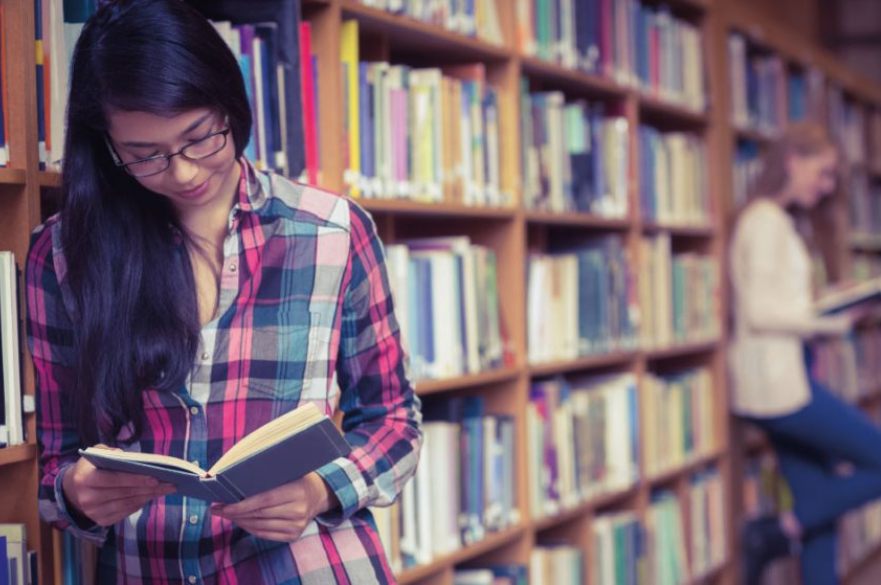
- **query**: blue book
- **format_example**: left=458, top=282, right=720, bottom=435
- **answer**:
left=0, top=536, right=8, bottom=585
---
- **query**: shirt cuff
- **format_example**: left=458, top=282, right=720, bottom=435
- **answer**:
left=52, top=465, right=109, bottom=545
left=313, top=456, right=370, bottom=527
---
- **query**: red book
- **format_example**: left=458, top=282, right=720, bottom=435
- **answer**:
left=299, top=21, right=318, bottom=186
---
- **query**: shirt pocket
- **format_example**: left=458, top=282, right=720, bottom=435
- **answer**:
left=247, top=311, right=334, bottom=404
left=246, top=322, right=312, bottom=403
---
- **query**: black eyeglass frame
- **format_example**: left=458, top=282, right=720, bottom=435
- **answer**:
left=106, top=126, right=233, bottom=178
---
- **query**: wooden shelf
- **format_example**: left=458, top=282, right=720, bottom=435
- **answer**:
left=358, top=198, right=516, bottom=219
left=532, top=485, right=638, bottom=532
left=648, top=450, right=725, bottom=486
left=340, top=1, right=509, bottom=62
left=0, top=444, right=37, bottom=468
left=733, top=125, right=776, bottom=144
left=524, top=210, right=630, bottom=229
left=643, top=339, right=720, bottom=361
left=520, top=56, right=629, bottom=98
left=414, top=366, right=522, bottom=396
left=528, top=350, right=638, bottom=378
left=642, top=222, right=716, bottom=237
left=38, top=171, right=62, bottom=188
left=396, top=524, right=526, bottom=585
left=0, top=168, right=27, bottom=185
left=638, top=94, right=709, bottom=127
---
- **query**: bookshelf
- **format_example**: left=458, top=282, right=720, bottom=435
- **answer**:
left=1, top=0, right=880, bottom=584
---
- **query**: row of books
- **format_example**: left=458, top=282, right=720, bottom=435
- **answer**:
left=687, top=471, right=728, bottom=577
left=847, top=172, right=881, bottom=237
left=340, top=21, right=508, bottom=206
left=728, top=36, right=788, bottom=134
left=384, top=237, right=506, bottom=382
left=212, top=18, right=319, bottom=181
left=372, top=396, right=518, bottom=572
left=526, top=373, right=639, bottom=517
left=0, top=252, right=24, bottom=448
left=638, top=235, right=721, bottom=350
left=519, top=89, right=629, bottom=216
left=828, top=85, right=867, bottom=167
left=526, top=236, right=638, bottom=364
left=638, top=126, right=710, bottom=226
left=529, top=546, right=582, bottom=585
left=592, top=474, right=726, bottom=585
left=357, top=0, right=504, bottom=46
left=0, top=524, right=37, bottom=585
left=516, top=0, right=706, bottom=111
left=33, top=1, right=318, bottom=181
left=809, top=327, right=881, bottom=404
left=453, top=565, right=527, bottom=585
left=642, top=367, right=716, bottom=478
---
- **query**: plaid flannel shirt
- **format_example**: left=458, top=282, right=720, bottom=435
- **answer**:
left=25, top=160, right=422, bottom=584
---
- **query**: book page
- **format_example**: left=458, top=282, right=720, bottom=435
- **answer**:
left=209, top=402, right=325, bottom=475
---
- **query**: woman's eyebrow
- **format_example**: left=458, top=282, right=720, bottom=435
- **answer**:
left=119, top=113, right=214, bottom=148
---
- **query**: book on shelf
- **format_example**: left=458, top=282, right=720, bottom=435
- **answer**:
left=529, top=545, right=583, bottom=585
left=591, top=511, right=643, bottom=585
left=527, top=373, right=639, bottom=517
left=519, top=85, right=629, bottom=217
left=638, top=126, right=711, bottom=226
left=0, top=252, right=23, bottom=447
left=454, top=565, right=528, bottom=585
left=0, top=524, right=26, bottom=585
left=80, top=402, right=350, bottom=504
left=814, top=276, right=881, bottom=314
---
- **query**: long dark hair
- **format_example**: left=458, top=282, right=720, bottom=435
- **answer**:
left=62, top=0, right=252, bottom=444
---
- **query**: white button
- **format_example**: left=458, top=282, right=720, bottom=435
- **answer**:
left=200, top=352, right=210, bottom=361
left=229, top=262, right=237, bottom=273
left=190, top=406, right=200, bottom=415
left=191, top=460, right=199, bottom=466
left=189, top=514, right=199, bottom=525
left=188, top=576, right=197, bottom=584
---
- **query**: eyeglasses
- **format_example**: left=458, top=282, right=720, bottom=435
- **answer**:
left=107, top=127, right=232, bottom=178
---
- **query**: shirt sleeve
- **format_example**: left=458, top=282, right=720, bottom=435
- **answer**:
left=25, top=223, right=108, bottom=544
left=314, top=203, right=423, bottom=525
left=736, top=206, right=843, bottom=338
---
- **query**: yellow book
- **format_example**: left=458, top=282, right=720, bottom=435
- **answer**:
left=340, top=20, right=361, bottom=197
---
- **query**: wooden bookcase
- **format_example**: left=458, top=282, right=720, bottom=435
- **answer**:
left=1, top=0, right=880, bottom=584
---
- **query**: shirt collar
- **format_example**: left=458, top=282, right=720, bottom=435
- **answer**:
left=232, top=157, right=268, bottom=216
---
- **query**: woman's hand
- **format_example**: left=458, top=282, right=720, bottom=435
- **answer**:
left=210, top=472, right=338, bottom=542
left=62, top=447, right=177, bottom=527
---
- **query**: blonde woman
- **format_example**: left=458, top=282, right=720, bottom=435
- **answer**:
left=729, top=122, right=879, bottom=585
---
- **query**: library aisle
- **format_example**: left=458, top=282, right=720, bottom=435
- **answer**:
left=1, top=0, right=881, bottom=584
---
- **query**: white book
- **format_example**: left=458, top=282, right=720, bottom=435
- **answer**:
left=251, top=36, right=268, bottom=169
left=0, top=252, right=23, bottom=446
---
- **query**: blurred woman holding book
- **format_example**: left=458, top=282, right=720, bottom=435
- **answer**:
left=729, top=121, right=881, bottom=585
left=24, top=1, right=422, bottom=583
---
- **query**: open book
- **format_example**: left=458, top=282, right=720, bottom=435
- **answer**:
left=80, top=402, right=350, bottom=503
left=814, top=276, right=881, bottom=315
